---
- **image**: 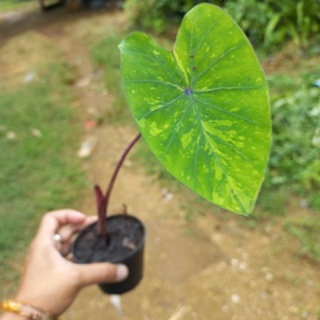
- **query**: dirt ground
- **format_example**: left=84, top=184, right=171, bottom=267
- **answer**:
left=1, top=4, right=320, bottom=320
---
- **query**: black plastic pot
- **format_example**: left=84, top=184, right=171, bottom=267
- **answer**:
left=72, top=214, right=146, bottom=294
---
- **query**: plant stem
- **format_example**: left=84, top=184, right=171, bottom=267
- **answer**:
left=102, top=133, right=141, bottom=226
left=94, top=184, right=107, bottom=236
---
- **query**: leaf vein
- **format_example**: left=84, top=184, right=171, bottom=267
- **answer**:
left=161, top=101, right=192, bottom=160
left=138, top=93, right=186, bottom=121
left=194, top=85, right=264, bottom=93
left=204, top=133, right=248, bottom=213
left=193, top=96, right=263, bottom=126
left=126, top=79, right=183, bottom=91
left=191, top=41, right=246, bottom=86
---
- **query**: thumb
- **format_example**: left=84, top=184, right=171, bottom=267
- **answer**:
left=74, top=263, right=129, bottom=288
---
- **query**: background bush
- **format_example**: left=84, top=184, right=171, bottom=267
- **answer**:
left=124, top=0, right=224, bottom=34
left=265, top=69, right=320, bottom=209
left=125, top=0, right=320, bottom=50
left=225, top=0, right=320, bottom=50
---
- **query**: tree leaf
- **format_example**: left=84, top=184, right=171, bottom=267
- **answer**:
left=119, top=4, right=271, bottom=215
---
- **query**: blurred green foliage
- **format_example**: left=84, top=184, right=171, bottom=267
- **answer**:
left=225, top=0, right=320, bottom=50
left=124, top=0, right=220, bottom=35
left=124, top=0, right=320, bottom=51
left=266, top=69, right=320, bottom=208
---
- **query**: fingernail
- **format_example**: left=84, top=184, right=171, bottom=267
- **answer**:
left=116, top=264, right=129, bottom=281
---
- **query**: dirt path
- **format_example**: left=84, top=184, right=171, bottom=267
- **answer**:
left=1, top=6, right=320, bottom=320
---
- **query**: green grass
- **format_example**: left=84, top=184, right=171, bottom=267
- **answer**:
left=256, top=186, right=291, bottom=216
left=0, top=62, right=86, bottom=283
left=0, top=0, right=35, bottom=12
left=284, top=215, right=320, bottom=262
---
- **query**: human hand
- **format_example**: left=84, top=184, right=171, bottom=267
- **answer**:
left=12, top=210, right=128, bottom=317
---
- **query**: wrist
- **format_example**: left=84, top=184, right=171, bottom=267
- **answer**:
left=0, top=312, right=25, bottom=320
left=0, top=300, right=57, bottom=320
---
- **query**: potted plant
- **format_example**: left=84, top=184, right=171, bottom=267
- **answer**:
left=72, top=3, right=271, bottom=295
left=72, top=133, right=145, bottom=295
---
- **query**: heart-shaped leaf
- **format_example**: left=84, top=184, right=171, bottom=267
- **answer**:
left=119, top=4, right=271, bottom=215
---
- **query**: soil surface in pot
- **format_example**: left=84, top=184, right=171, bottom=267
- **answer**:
left=74, top=215, right=144, bottom=263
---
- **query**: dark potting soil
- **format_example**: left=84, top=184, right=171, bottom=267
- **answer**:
left=73, top=215, right=144, bottom=264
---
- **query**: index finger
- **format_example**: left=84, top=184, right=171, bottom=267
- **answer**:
left=37, top=209, right=87, bottom=238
